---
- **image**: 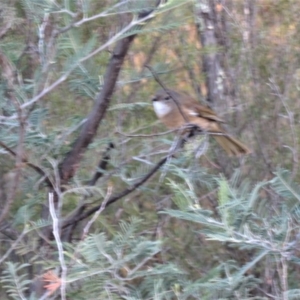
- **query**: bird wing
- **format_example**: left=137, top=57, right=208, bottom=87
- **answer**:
left=181, top=95, right=225, bottom=123
left=194, top=104, right=224, bottom=122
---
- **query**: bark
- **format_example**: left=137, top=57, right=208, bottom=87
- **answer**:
left=195, top=0, right=224, bottom=105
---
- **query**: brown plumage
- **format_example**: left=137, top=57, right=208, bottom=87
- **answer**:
left=152, top=89, right=250, bottom=156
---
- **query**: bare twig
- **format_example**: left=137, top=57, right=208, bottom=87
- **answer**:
left=116, top=128, right=177, bottom=138
left=48, top=192, right=67, bottom=300
left=66, top=185, right=113, bottom=266
left=82, top=184, right=113, bottom=238
left=56, top=1, right=130, bottom=34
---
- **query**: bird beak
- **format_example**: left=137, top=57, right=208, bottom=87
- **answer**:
left=151, top=96, right=157, bottom=102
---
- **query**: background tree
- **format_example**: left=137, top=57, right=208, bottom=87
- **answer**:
left=1, top=0, right=300, bottom=299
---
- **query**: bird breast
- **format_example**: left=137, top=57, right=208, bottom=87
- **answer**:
left=152, top=101, right=172, bottom=118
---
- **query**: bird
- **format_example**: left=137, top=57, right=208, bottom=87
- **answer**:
left=152, top=89, right=250, bottom=156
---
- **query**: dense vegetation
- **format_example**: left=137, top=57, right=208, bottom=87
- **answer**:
left=1, top=0, right=300, bottom=299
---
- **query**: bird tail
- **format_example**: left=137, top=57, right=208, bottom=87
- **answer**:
left=213, top=134, right=250, bottom=156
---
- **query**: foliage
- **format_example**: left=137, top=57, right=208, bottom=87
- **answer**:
left=1, top=263, right=31, bottom=300
left=1, top=0, right=300, bottom=299
left=162, top=168, right=300, bottom=299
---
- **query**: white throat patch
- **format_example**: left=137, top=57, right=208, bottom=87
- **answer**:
left=153, top=101, right=172, bottom=117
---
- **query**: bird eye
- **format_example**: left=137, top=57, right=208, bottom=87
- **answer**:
left=164, top=96, right=170, bottom=100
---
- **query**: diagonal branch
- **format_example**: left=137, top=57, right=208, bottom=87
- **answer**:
left=62, top=142, right=115, bottom=241
left=88, top=142, right=115, bottom=186
left=61, top=128, right=193, bottom=229
left=0, top=141, right=54, bottom=189
left=59, top=1, right=162, bottom=185
left=62, top=155, right=168, bottom=229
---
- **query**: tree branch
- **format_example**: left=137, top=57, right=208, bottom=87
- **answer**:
left=59, top=1, right=162, bottom=185
left=88, top=142, right=115, bottom=186
left=195, top=0, right=221, bottom=104
left=62, top=155, right=168, bottom=229
left=0, top=141, right=54, bottom=189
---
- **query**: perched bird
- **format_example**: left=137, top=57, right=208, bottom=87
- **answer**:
left=152, top=89, right=250, bottom=156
